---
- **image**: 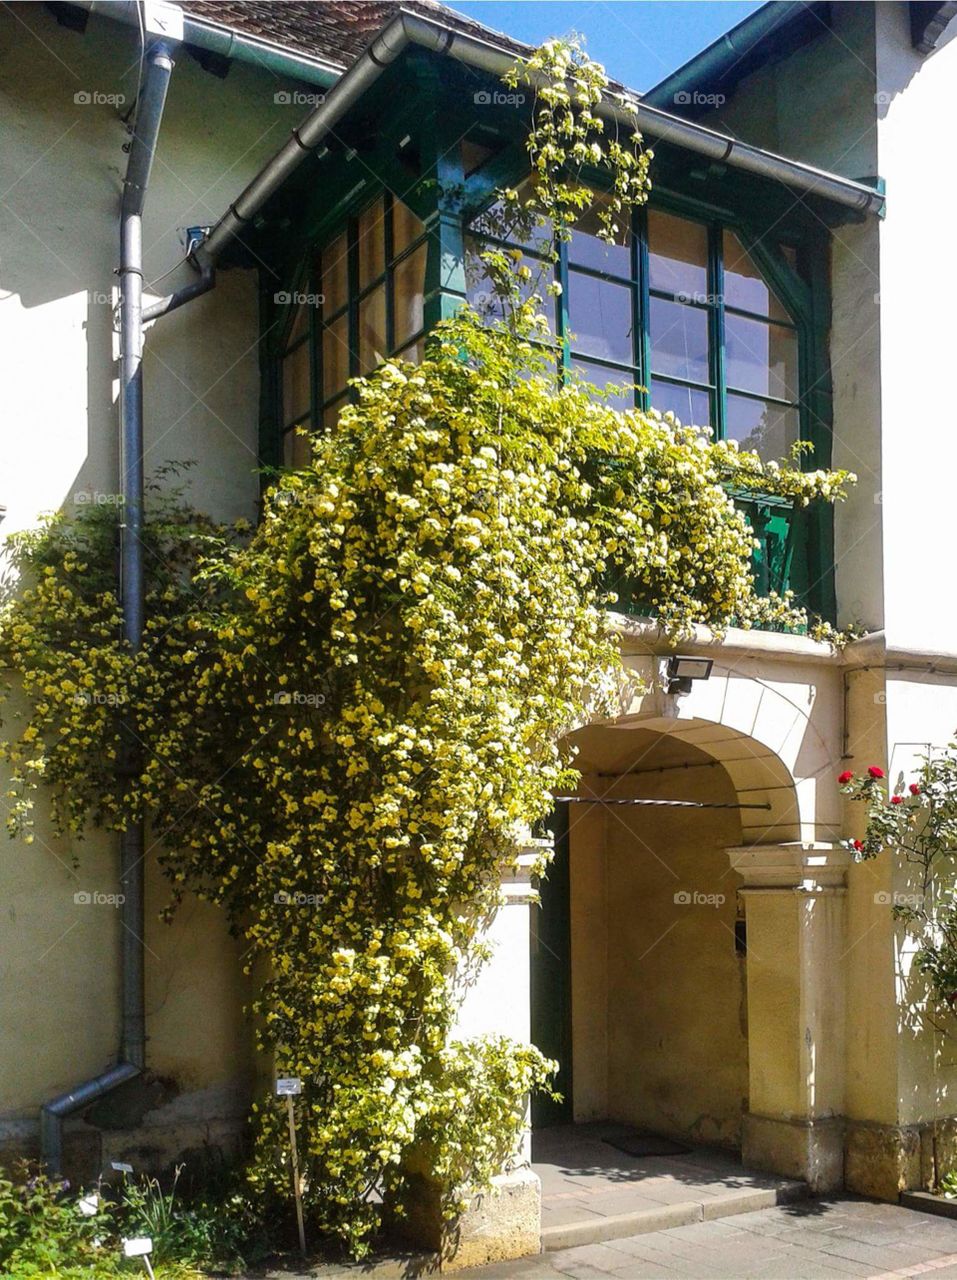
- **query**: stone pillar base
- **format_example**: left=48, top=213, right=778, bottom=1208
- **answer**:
left=396, top=1167, right=541, bottom=1272
left=742, top=1112, right=844, bottom=1193
left=844, top=1120, right=922, bottom=1200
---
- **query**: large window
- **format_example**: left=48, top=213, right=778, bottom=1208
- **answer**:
left=465, top=191, right=801, bottom=463
left=277, top=192, right=428, bottom=466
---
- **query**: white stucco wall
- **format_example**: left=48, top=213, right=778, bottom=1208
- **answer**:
left=0, top=2, right=311, bottom=1154
left=873, top=7, right=957, bottom=654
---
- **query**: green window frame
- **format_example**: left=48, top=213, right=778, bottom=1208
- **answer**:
left=275, top=190, right=429, bottom=465
left=465, top=194, right=804, bottom=463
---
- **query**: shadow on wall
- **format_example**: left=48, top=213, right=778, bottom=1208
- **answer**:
left=563, top=726, right=752, bottom=1150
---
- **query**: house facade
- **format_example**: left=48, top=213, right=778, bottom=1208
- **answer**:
left=1, top=0, right=957, bottom=1262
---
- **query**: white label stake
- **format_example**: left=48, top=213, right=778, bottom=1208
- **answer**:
left=277, top=1077, right=306, bottom=1254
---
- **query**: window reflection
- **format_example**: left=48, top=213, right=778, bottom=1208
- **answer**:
left=650, top=296, right=709, bottom=383
left=572, top=360, right=636, bottom=410
left=650, top=380, right=711, bottom=428
left=648, top=209, right=708, bottom=298
left=723, top=230, right=789, bottom=321
left=726, top=394, right=798, bottom=460
left=569, top=192, right=631, bottom=276
left=725, top=314, right=799, bottom=401
left=567, top=272, right=633, bottom=364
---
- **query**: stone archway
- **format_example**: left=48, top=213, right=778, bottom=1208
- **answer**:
left=543, top=700, right=849, bottom=1192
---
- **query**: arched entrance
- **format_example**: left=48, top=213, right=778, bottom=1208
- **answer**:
left=531, top=721, right=790, bottom=1148
left=530, top=686, right=851, bottom=1209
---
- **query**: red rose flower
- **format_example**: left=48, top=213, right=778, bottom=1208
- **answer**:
left=838, top=770, right=854, bottom=785
left=852, top=838, right=864, bottom=851
left=909, top=784, right=921, bottom=796
left=868, top=766, right=885, bottom=779
left=890, top=795, right=903, bottom=805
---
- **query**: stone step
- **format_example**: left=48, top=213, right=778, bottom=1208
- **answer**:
left=541, top=1178, right=808, bottom=1251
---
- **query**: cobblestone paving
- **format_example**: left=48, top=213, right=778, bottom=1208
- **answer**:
left=468, top=1197, right=957, bottom=1280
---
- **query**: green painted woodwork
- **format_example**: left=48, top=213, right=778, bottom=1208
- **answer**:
left=255, top=50, right=838, bottom=619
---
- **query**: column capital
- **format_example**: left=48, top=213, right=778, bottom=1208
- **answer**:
left=727, top=842, right=851, bottom=891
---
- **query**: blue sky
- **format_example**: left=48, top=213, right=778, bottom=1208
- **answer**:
left=448, top=1, right=765, bottom=92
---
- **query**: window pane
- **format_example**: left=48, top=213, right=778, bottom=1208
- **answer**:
left=726, top=394, right=799, bottom=461
left=396, top=337, right=424, bottom=365
left=321, top=233, right=348, bottom=316
left=567, top=271, right=633, bottom=365
left=322, top=314, right=349, bottom=399
left=648, top=209, right=708, bottom=298
left=725, top=314, right=799, bottom=401
left=322, top=396, right=347, bottom=432
left=286, top=301, right=309, bottom=346
left=465, top=235, right=554, bottom=328
left=283, top=425, right=312, bottom=468
left=282, top=341, right=310, bottom=425
left=357, top=199, right=386, bottom=290
left=393, top=242, right=426, bottom=349
left=650, top=380, right=711, bottom=428
left=358, top=284, right=386, bottom=373
left=470, top=177, right=552, bottom=252
left=723, top=230, right=789, bottom=321
left=569, top=192, right=631, bottom=276
left=393, top=197, right=425, bottom=255
left=572, top=359, right=636, bottom=410
left=650, top=296, right=710, bottom=383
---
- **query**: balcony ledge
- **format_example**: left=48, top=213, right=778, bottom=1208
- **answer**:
left=610, top=612, right=842, bottom=667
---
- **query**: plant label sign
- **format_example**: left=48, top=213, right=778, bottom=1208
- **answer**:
left=111, top=1161, right=134, bottom=1173
left=123, top=1237, right=153, bottom=1257
left=276, top=1076, right=303, bottom=1096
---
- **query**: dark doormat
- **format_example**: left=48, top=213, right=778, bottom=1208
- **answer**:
left=603, top=1131, right=691, bottom=1158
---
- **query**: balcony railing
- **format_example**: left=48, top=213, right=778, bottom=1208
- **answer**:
left=603, top=488, right=809, bottom=624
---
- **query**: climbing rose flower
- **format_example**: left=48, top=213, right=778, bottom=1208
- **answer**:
left=909, top=783, right=921, bottom=795
left=852, top=838, right=864, bottom=851
left=868, top=766, right=885, bottom=779
left=838, top=770, right=854, bottom=785
left=890, top=795, right=904, bottom=805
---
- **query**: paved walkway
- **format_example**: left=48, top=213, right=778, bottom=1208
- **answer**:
left=533, top=1123, right=804, bottom=1249
left=470, top=1197, right=957, bottom=1279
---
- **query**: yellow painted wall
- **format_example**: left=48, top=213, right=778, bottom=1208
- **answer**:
left=0, top=2, right=309, bottom=1158
left=569, top=729, right=748, bottom=1149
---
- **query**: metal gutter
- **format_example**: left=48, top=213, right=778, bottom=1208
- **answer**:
left=41, top=28, right=179, bottom=1175
left=201, top=5, right=883, bottom=262
left=73, top=0, right=341, bottom=87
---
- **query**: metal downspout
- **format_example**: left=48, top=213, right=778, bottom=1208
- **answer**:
left=40, top=35, right=177, bottom=1174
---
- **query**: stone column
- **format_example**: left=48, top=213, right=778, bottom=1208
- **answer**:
left=399, top=841, right=545, bottom=1271
left=728, top=843, right=850, bottom=1192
